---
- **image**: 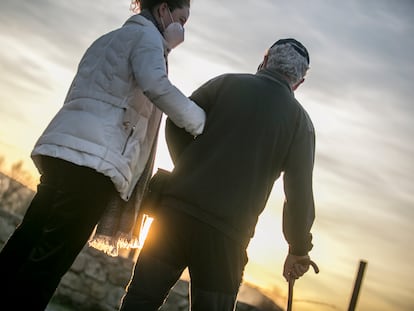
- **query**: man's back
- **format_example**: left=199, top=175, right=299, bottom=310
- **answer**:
left=162, top=69, right=315, bottom=250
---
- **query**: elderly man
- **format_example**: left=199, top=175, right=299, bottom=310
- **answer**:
left=121, top=38, right=317, bottom=311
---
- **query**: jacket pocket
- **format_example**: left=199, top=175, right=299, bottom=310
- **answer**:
left=121, top=116, right=148, bottom=156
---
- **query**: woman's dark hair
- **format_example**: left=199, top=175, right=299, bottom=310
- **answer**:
left=134, top=0, right=190, bottom=11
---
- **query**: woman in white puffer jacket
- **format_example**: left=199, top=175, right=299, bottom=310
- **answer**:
left=34, top=0, right=203, bottom=200
left=0, top=1, right=203, bottom=310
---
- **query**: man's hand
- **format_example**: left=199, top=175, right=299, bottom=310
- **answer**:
left=283, top=253, right=319, bottom=282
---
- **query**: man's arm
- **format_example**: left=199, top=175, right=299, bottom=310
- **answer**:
left=165, top=118, right=195, bottom=164
left=282, top=110, right=315, bottom=255
left=282, top=109, right=316, bottom=280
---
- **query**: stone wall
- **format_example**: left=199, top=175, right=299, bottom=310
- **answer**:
left=0, top=207, right=281, bottom=311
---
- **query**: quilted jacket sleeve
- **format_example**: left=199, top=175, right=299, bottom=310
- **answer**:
left=130, top=26, right=205, bottom=136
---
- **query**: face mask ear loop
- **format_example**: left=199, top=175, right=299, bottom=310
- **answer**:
left=167, top=8, right=175, bottom=24
left=160, top=18, right=166, bottom=31
left=158, top=5, right=169, bottom=31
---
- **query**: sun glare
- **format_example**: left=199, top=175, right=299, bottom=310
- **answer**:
left=138, top=213, right=154, bottom=248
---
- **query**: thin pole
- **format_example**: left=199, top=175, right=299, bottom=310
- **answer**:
left=348, top=260, right=367, bottom=311
left=287, top=278, right=294, bottom=311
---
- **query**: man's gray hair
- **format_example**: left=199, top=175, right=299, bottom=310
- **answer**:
left=266, top=43, right=309, bottom=87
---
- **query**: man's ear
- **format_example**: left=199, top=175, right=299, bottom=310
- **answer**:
left=257, top=53, right=269, bottom=71
left=262, top=53, right=269, bottom=69
left=292, top=78, right=305, bottom=91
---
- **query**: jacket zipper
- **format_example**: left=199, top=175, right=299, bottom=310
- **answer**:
left=122, top=125, right=135, bottom=154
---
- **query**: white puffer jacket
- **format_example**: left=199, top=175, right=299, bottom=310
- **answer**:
left=31, top=14, right=205, bottom=201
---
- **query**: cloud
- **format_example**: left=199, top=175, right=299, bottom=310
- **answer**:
left=1, top=1, right=413, bottom=309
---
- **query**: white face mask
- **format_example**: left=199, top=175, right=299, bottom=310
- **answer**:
left=162, top=9, right=185, bottom=49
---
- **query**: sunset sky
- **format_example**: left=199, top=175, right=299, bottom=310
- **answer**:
left=0, top=1, right=413, bottom=310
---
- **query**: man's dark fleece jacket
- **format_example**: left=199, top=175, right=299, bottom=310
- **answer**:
left=161, top=69, right=315, bottom=255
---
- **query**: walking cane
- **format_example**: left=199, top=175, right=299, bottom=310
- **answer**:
left=287, top=260, right=319, bottom=311
left=287, top=278, right=295, bottom=311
